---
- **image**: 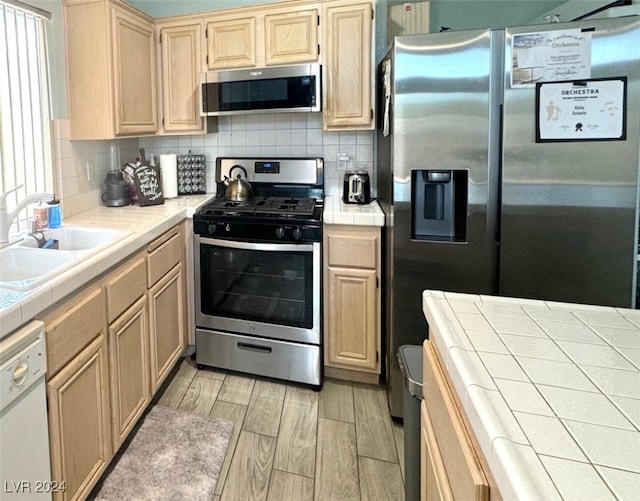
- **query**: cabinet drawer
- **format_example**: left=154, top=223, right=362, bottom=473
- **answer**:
left=42, top=287, right=106, bottom=377
left=105, top=255, right=146, bottom=323
left=147, top=226, right=182, bottom=287
left=422, top=341, right=489, bottom=501
left=326, top=227, right=377, bottom=268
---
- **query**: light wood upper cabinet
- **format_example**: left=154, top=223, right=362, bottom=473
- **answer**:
left=265, top=9, right=319, bottom=65
left=63, top=0, right=157, bottom=139
left=323, top=225, right=381, bottom=379
left=111, top=4, right=157, bottom=135
left=206, top=16, right=256, bottom=69
left=157, top=21, right=205, bottom=134
left=321, top=1, right=374, bottom=130
left=204, top=4, right=320, bottom=70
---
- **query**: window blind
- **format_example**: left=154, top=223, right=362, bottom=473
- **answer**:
left=0, top=0, right=52, bottom=236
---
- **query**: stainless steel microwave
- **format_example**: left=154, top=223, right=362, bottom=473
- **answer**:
left=200, top=63, right=321, bottom=116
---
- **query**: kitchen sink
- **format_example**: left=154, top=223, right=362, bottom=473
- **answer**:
left=0, top=226, right=130, bottom=291
left=0, top=247, right=78, bottom=290
left=19, top=226, right=128, bottom=251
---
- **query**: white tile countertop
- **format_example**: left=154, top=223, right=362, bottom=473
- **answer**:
left=323, top=196, right=384, bottom=226
left=422, top=290, right=640, bottom=501
left=0, top=195, right=214, bottom=340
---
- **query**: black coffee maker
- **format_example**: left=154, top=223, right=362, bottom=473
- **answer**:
left=102, top=142, right=130, bottom=207
left=102, top=171, right=130, bottom=207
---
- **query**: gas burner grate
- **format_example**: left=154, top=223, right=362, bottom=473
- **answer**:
left=202, top=196, right=317, bottom=218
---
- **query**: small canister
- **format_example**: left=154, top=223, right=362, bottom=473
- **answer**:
left=33, top=201, right=49, bottom=231
left=48, top=195, right=62, bottom=228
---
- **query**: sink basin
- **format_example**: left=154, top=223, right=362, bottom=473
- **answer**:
left=2, top=226, right=130, bottom=291
left=0, top=248, right=78, bottom=290
left=19, top=226, right=128, bottom=251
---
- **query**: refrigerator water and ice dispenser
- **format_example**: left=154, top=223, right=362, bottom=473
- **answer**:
left=411, top=169, right=468, bottom=241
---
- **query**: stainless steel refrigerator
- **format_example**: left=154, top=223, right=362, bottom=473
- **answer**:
left=376, top=17, right=640, bottom=417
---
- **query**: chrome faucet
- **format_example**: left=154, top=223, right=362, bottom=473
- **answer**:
left=0, top=185, right=54, bottom=246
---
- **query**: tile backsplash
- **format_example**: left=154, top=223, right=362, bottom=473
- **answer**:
left=52, top=120, right=139, bottom=218
left=139, top=113, right=374, bottom=197
left=53, top=114, right=374, bottom=218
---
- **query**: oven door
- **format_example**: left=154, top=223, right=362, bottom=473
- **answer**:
left=195, top=235, right=321, bottom=345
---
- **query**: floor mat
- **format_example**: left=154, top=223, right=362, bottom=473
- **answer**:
left=91, top=405, right=233, bottom=501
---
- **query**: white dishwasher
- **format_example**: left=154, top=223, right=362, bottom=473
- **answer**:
left=0, top=320, right=52, bottom=501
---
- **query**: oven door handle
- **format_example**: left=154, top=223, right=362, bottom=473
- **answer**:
left=198, top=237, right=314, bottom=253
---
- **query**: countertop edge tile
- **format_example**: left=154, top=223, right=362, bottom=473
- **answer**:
left=19, top=284, right=53, bottom=322
left=0, top=299, right=22, bottom=330
left=491, top=438, right=562, bottom=501
left=323, top=196, right=384, bottom=227
left=423, top=288, right=640, bottom=500
left=0, top=195, right=213, bottom=338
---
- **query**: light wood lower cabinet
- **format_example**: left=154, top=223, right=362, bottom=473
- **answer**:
left=108, top=295, right=150, bottom=449
left=40, top=224, right=187, bottom=501
left=47, top=334, right=111, bottom=501
left=422, top=340, right=494, bottom=501
left=326, top=267, right=377, bottom=370
left=421, top=400, right=454, bottom=501
left=148, top=263, right=185, bottom=392
left=146, top=224, right=186, bottom=393
left=323, top=225, right=380, bottom=381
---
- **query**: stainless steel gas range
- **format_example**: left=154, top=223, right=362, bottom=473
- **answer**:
left=193, top=157, right=323, bottom=388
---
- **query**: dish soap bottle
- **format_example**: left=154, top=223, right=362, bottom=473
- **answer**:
left=48, top=195, right=62, bottom=228
left=33, top=201, right=49, bottom=231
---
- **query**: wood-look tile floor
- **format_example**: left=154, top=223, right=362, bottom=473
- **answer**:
left=154, top=358, right=405, bottom=501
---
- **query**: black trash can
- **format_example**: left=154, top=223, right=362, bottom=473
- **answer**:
left=398, top=345, right=423, bottom=501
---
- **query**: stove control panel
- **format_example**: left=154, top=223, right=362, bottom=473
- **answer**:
left=195, top=219, right=321, bottom=243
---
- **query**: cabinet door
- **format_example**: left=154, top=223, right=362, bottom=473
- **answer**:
left=147, top=225, right=183, bottom=287
left=159, top=23, right=204, bottom=133
left=206, top=17, right=255, bottom=69
left=148, top=263, right=185, bottom=392
left=422, top=401, right=454, bottom=501
left=109, top=295, right=150, bottom=449
left=265, top=9, right=318, bottom=65
left=322, top=2, right=373, bottom=129
left=111, top=3, right=157, bottom=135
left=47, top=335, right=112, bottom=501
left=326, top=266, right=378, bottom=370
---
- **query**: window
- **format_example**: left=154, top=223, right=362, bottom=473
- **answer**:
left=0, top=0, right=53, bottom=236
